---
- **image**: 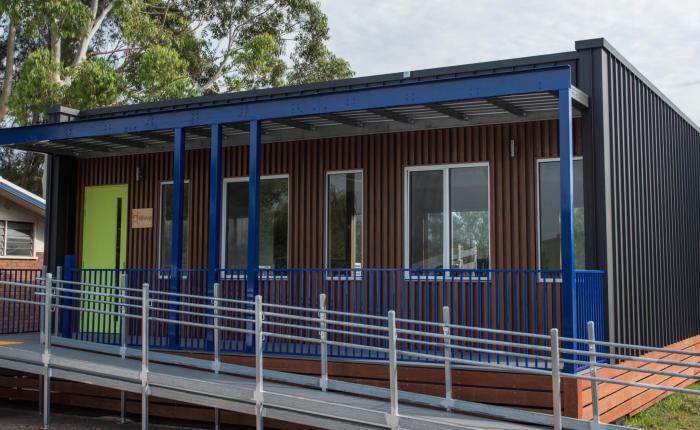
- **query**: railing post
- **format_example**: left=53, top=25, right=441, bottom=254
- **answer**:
left=550, top=328, right=562, bottom=430
left=41, top=273, right=52, bottom=430
left=387, top=310, right=399, bottom=430
left=213, top=282, right=221, bottom=430
left=588, top=321, right=601, bottom=427
left=119, top=273, right=127, bottom=424
left=255, top=295, right=264, bottom=430
left=53, top=267, right=62, bottom=336
left=319, top=293, right=328, bottom=391
left=442, top=306, right=453, bottom=411
left=141, top=283, right=150, bottom=430
left=39, top=269, right=46, bottom=346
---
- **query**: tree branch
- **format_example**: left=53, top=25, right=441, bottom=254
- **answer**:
left=0, top=21, right=17, bottom=123
left=88, top=46, right=132, bottom=57
left=74, top=1, right=114, bottom=66
left=197, top=2, right=282, bottom=92
left=50, top=26, right=62, bottom=83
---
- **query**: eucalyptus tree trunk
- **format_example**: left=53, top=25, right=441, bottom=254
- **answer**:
left=50, top=29, right=61, bottom=83
left=0, top=22, right=17, bottom=122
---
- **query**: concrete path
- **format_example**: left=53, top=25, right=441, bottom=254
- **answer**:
left=0, top=403, right=209, bottom=429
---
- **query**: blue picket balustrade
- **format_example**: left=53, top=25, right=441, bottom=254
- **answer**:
left=256, top=268, right=568, bottom=368
left=0, top=268, right=43, bottom=335
left=573, top=269, right=606, bottom=370
left=6, top=265, right=605, bottom=372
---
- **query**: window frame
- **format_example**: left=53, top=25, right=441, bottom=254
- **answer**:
left=535, top=156, right=584, bottom=278
left=0, top=220, right=35, bottom=259
left=403, top=162, right=491, bottom=274
left=324, top=169, right=364, bottom=275
left=157, top=180, right=191, bottom=271
left=220, top=174, right=290, bottom=273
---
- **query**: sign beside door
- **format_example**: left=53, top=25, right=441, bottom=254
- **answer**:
left=131, top=208, right=153, bottom=229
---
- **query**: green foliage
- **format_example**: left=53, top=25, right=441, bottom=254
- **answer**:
left=287, top=47, right=353, bottom=85
left=227, top=34, right=287, bottom=90
left=8, top=49, right=64, bottom=125
left=64, top=59, right=124, bottom=110
left=130, top=45, right=196, bottom=102
left=3, top=0, right=353, bottom=122
left=116, top=0, right=169, bottom=46
left=0, top=0, right=92, bottom=40
left=35, top=0, right=94, bottom=40
left=0, top=147, right=44, bottom=196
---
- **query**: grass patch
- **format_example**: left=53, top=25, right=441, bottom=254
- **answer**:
left=625, top=383, right=700, bottom=429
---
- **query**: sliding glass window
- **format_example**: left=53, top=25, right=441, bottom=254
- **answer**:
left=450, top=166, right=490, bottom=269
left=406, top=164, right=490, bottom=270
left=537, top=158, right=585, bottom=270
left=223, top=176, right=289, bottom=269
left=326, top=171, right=363, bottom=268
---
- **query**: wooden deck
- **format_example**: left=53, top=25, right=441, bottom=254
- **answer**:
left=574, top=334, right=700, bottom=423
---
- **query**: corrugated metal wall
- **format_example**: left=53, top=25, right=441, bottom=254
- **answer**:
left=605, top=52, right=700, bottom=348
left=75, top=119, right=582, bottom=270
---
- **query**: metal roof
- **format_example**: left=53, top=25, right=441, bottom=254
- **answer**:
left=77, top=50, right=579, bottom=120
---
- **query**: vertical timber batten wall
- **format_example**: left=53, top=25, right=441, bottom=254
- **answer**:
left=74, top=120, right=582, bottom=271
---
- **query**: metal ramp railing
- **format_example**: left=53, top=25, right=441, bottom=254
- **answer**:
left=0, top=274, right=697, bottom=430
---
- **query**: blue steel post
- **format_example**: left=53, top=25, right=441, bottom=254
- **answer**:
left=208, top=124, right=223, bottom=288
left=60, top=254, right=76, bottom=338
left=169, top=127, right=186, bottom=349
left=247, top=120, right=262, bottom=295
left=207, top=123, right=223, bottom=350
left=246, top=120, right=262, bottom=351
left=559, top=88, right=576, bottom=372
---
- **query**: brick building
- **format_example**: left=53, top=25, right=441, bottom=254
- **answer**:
left=0, top=177, right=45, bottom=334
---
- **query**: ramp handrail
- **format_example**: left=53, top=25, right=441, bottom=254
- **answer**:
left=1, top=275, right=697, bottom=430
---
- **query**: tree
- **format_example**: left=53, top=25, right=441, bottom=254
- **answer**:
left=0, top=0, right=353, bottom=195
left=0, top=0, right=353, bottom=123
left=0, top=147, right=43, bottom=195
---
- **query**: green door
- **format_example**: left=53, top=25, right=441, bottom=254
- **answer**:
left=81, top=184, right=128, bottom=334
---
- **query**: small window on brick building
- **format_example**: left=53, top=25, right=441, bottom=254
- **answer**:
left=0, top=221, right=34, bottom=257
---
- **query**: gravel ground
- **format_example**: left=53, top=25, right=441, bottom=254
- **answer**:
left=0, top=402, right=206, bottom=429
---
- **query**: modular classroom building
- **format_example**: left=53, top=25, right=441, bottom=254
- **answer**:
left=0, top=38, right=699, bottom=425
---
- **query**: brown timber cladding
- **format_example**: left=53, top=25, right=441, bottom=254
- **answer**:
left=74, top=119, right=582, bottom=269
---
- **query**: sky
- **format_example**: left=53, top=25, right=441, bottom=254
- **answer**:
left=320, top=0, right=700, bottom=123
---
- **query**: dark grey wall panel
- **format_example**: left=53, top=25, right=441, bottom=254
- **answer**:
left=604, top=51, right=700, bottom=348
left=45, top=154, right=78, bottom=272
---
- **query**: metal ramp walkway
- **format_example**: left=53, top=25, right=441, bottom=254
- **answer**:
left=0, top=333, right=542, bottom=430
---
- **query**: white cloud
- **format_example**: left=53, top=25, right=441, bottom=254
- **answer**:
left=320, top=0, right=700, bottom=123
